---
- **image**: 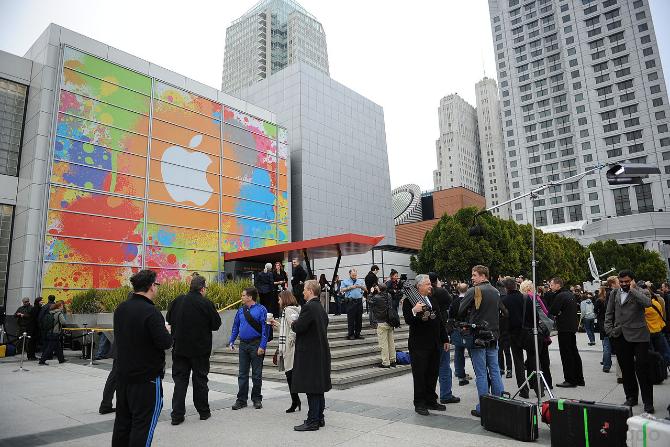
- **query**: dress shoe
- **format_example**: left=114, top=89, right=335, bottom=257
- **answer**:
left=556, top=381, right=577, bottom=388
left=99, top=407, right=115, bottom=415
left=199, top=412, right=211, bottom=420
left=319, top=419, right=325, bottom=427
left=415, top=407, right=430, bottom=416
left=427, top=402, right=446, bottom=411
left=286, top=402, right=301, bottom=413
left=354, top=335, right=365, bottom=340
left=617, top=378, right=624, bottom=384
left=171, top=417, right=185, bottom=425
left=294, top=422, right=319, bottom=431
left=602, top=368, right=610, bottom=373
left=471, top=409, right=481, bottom=418
left=253, top=401, right=262, bottom=409
left=440, top=396, right=460, bottom=404
left=644, top=404, right=655, bottom=414
left=519, top=389, right=529, bottom=399
left=506, top=370, right=513, bottom=379
left=390, top=362, right=397, bottom=368
left=458, top=379, right=469, bottom=386
left=576, top=381, right=585, bottom=386
left=588, top=342, right=596, bottom=346
left=231, top=401, right=247, bottom=410
left=463, top=374, right=473, bottom=380
left=346, top=335, right=355, bottom=340
left=378, top=363, right=391, bottom=368
left=623, top=399, right=638, bottom=407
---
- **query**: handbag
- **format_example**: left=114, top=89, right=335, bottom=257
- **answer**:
left=272, top=349, right=278, bottom=366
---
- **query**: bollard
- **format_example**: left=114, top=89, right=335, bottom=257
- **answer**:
left=13, top=332, right=31, bottom=372
left=88, top=330, right=96, bottom=366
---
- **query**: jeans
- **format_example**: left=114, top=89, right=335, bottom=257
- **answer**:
left=470, top=344, right=504, bottom=412
left=450, top=330, right=467, bottom=378
left=237, top=340, right=263, bottom=403
left=306, top=393, right=325, bottom=425
left=95, top=332, right=111, bottom=359
left=602, top=336, right=612, bottom=370
left=583, top=318, right=596, bottom=344
left=438, top=349, right=454, bottom=400
left=40, top=333, right=64, bottom=363
left=650, top=332, right=670, bottom=366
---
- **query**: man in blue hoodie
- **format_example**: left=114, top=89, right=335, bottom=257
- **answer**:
left=229, top=287, right=269, bottom=410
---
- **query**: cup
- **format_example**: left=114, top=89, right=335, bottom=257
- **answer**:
left=266, top=313, right=273, bottom=323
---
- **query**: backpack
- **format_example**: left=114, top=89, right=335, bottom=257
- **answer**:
left=42, top=312, right=56, bottom=333
left=581, top=299, right=595, bottom=320
left=648, top=350, right=667, bottom=385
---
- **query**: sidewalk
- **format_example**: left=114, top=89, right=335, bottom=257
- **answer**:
left=0, top=332, right=668, bottom=446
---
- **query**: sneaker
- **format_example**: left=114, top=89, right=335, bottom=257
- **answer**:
left=414, top=407, right=430, bottom=416
left=602, top=368, right=610, bottom=373
left=99, top=407, right=115, bottom=415
left=377, top=363, right=391, bottom=369
left=440, top=396, right=460, bottom=404
left=471, top=409, right=481, bottom=418
left=253, top=401, right=262, bottom=409
left=506, top=370, right=513, bottom=379
left=390, top=362, right=397, bottom=368
left=231, top=401, right=247, bottom=410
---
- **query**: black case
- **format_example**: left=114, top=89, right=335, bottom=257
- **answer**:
left=480, top=393, right=538, bottom=442
left=549, top=399, right=631, bottom=447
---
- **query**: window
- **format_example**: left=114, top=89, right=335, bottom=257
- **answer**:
left=607, top=20, right=621, bottom=31
left=600, top=110, right=617, bottom=120
left=577, top=105, right=586, bottom=113
left=587, top=179, right=597, bottom=188
left=551, top=208, right=565, bottom=224
left=643, top=47, right=654, bottom=56
left=589, top=192, right=598, bottom=200
left=639, top=23, right=648, bottom=32
left=656, top=111, right=666, bottom=120
left=603, top=123, right=619, bottom=133
left=535, top=210, right=547, bottom=226
left=621, top=104, right=638, bottom=115
left=620, top=92, right=635, bottom=102
left=624, top=117, right=640, bottom=128
left=641, top=35, right=651, bottom=44
left=628, top=143, right=644, bottom=153
left=635, top=183, right=654, bottom=213
left=649, top=72, right=659, bottom=81
left=636, top=11, right=646, bottom=20
left=646, top=60, right=656, bottom=69
left=0, top=79, right=27, bottom=176
left=607, top=148, right=623, bottom=157
left=659, top=124, right=668, bottom=133
left=650, top=85, right=661, bottom=94
left=568, top=205, right=583, bottom=222
left=591, top=205, right=601, bottom=214
left=613, top=187, right=632, bottom=216
left=616, top=67, right=631, bottom=78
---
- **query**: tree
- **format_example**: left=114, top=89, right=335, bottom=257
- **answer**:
left=589, top=240, right=668, bottom=284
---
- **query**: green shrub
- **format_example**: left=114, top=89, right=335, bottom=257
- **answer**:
left=206, top=279, right=251, bottom=310
left=154, top=280, right=189, bottom=311
left=98, top=286, right=132, bottom=312
left=70, top=289, right=102, bottom=314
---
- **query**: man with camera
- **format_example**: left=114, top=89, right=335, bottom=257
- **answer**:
left=429, top=272, right=460, bottom=405
left=385, top=269, right=405, bottom=315
left=458, top=265, right=505, bottom=418
left=402, top=274, right=450, bottom=416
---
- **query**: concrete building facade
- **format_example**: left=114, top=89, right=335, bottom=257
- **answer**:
left=475, top=77, right=511, bottom=219
left=488, top=0, right=670, bottom=229
left=238, top=62, right=396, bottom=244
left=222, top=0, right=329, bottom=95
left=432, top=94, right=483, bottom=195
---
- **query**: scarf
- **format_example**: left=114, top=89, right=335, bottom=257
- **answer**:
left=278, top=305, right=300, bottom=371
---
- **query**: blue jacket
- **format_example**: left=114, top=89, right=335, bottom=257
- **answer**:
left=228, top=303, right=269, bottom=349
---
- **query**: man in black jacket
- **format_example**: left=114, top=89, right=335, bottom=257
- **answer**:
left=291, top=258, right=308, bottom=305
left=548, top=277, right=584, bottom=388
left=112, top=270, right=173, bottom=447
left=167, top=275, right=222, bottom=425
left=403, top=274, right=450, bottom=416
left=502, top=277, right=535, bottom=398
left=429, top=272, right=460, bottom=405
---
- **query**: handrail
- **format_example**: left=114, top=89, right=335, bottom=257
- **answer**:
left=219, top=299, right=242, bottom=312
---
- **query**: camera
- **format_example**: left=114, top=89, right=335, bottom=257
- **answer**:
left=456, top=320, right=495, bottom=348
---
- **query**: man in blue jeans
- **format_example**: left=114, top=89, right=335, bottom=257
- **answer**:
left=430, top=272, right=460, bottom=405
left=458, top=265, right=505, bottom=417
left=449, top=283, right=473, bottom=385
left=229, top=287, right=269, bottom=410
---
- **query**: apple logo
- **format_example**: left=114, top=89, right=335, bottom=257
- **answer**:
left=161, top=135, right=214, bottom=206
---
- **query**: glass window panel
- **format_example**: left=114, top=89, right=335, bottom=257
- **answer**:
left=153, top=100, right=221, bottom=138
left=47, top=210, right=143, bottom=243
left=278, top=223, right=289, bottom=241
left=223, top=125, right=277, bottom=156
left=221, top=176, right=275, bottom=204
left=278, top=158, right=287, bottom=177
left=63, top=47, right=151, bottom=94
left=278, top=127, right=288, bottom=145
left=147, top=203, right=218, bottom=231
left=150, top=140, right=219, bottom=174
left=145, top=246, right=217, bottom=272
left=62, top=68, right=150, bottom=114
left=51, top=161, right=146, bottom=198
left=49, top=186, right=144, bottom=220
left=148, top=180, right=218, bottom=211
left=223, top=143, right=277, bottom=176
left=277, top=206, right=288, bottom=225
left=0, top=79, right=27, bottom=177
left=59, top=91, right=149, bottom=134
left=44, top=235, right=142, bottom=266
left=279, top=143, right=288, bottom=160
left=221, top=233, right=278, bottom=253
left=278, top=174, right=288, bottom=191
left=55, top=137, right=146, bottom=177
left=221, top=215, right=276, bottom=239
left=223, top=107, right=277, bottom=140
left=146, top=223, right=218, bottom=251
left=221, top=196, right=275, bottom=221
left=56, top=113, right=148, bottom=156
left=151, top=120, right=219, bottom=157
left=154, top=81, right=222, bottom=119
left=154, top=269, right=218, bottom=284
left=42, top=263, right=139, bottom=291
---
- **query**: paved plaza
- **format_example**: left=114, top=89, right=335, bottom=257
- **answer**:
left=1, top=332, right=668, bottom=447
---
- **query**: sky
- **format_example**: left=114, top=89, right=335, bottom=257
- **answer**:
left=1, top=0, right=669, bottom=192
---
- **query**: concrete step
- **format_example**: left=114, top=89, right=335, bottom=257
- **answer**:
left=222, top=331, right=409, bottom=352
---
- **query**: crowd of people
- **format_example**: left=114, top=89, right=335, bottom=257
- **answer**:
left=10, top=259, right=670, bottom=446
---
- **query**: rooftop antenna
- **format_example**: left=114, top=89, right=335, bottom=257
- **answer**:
left=481, top=50, right=486, bottom=79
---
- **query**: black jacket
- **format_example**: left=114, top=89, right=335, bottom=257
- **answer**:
left=458, top=281, right=503, bottom=339
left=365, top=271, right=379, bottom=292
left=594, top=294, right=609, bottom=338
left=114, top=294, right=173, bottom=383
left=548, top=288, right=578, bottom=333
left=370, top=291, right=398, bottom=326
left=502, top=290, right=534, bottom=331
left=291, top=298, right=331, bottom=393
left=255, top=271, right=274, bottom=294
left=432, top=286, right=452, bottom=330
left=166, top=291, right=222, bottom=357
left=291, top=265, right=307, bottom=287
left=403, top=293, right=449, bottom=350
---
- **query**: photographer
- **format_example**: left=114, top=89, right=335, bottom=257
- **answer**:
left=457, top=265, right=505, bottom=418
left=385, top=270, right=405, bottom=315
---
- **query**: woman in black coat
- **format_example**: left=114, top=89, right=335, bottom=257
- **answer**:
left=291, top=280, right=331, bottom=431
left=255, top=263, right=277, bottom=316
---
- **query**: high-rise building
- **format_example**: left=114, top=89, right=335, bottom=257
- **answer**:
left=222, top=0, right=329, bottom=95
left=488, top=0, right=670, bottom=228
left=476, top=77, right=511, bottom=218
left=432, top=94, right=483, bottom=195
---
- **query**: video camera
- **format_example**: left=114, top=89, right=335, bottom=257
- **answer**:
left=455, top=320, right=495, bottom=348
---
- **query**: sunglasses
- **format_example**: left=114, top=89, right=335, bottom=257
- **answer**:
left=153, top=282, right=161, bottom=286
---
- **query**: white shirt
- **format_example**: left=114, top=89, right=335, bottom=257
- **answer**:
left=620, top=290, right=629, bottom=305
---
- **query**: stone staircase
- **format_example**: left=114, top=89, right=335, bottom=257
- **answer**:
left=210, top=315, right=412, bottom=389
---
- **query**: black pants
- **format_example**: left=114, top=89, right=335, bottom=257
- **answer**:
left=510, top=330, right=529, bottom=388
left=40, top=333, right=64, bottom=363
left=306, top=393, right=325, bottom=425
left=171, top=354, right=210, bottom=419
left=409, top=347, right=440, bottom=408
left=538, top=339, right=553, bottom=388
left=112, top=376, right=163, bottom=447
left=498, top=337, right=512, bottom=372
left=347, top=299, right=363, bottom=337
left=259, top=291, right=277, bottom=317
left=285, top=369, right=300, bottom=405
left=293, top=284, right=305, bottom=305
left=101, top=360, right=118, bottom=410
left=612, top=337, right=653, bottom=405
left=557, top=332, right=584, bottom=385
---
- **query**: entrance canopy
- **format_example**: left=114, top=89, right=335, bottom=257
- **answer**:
left=224, top=233, right=385, bottom=264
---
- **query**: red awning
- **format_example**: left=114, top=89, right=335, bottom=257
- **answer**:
left=224, top=233, right=385, bottom=263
